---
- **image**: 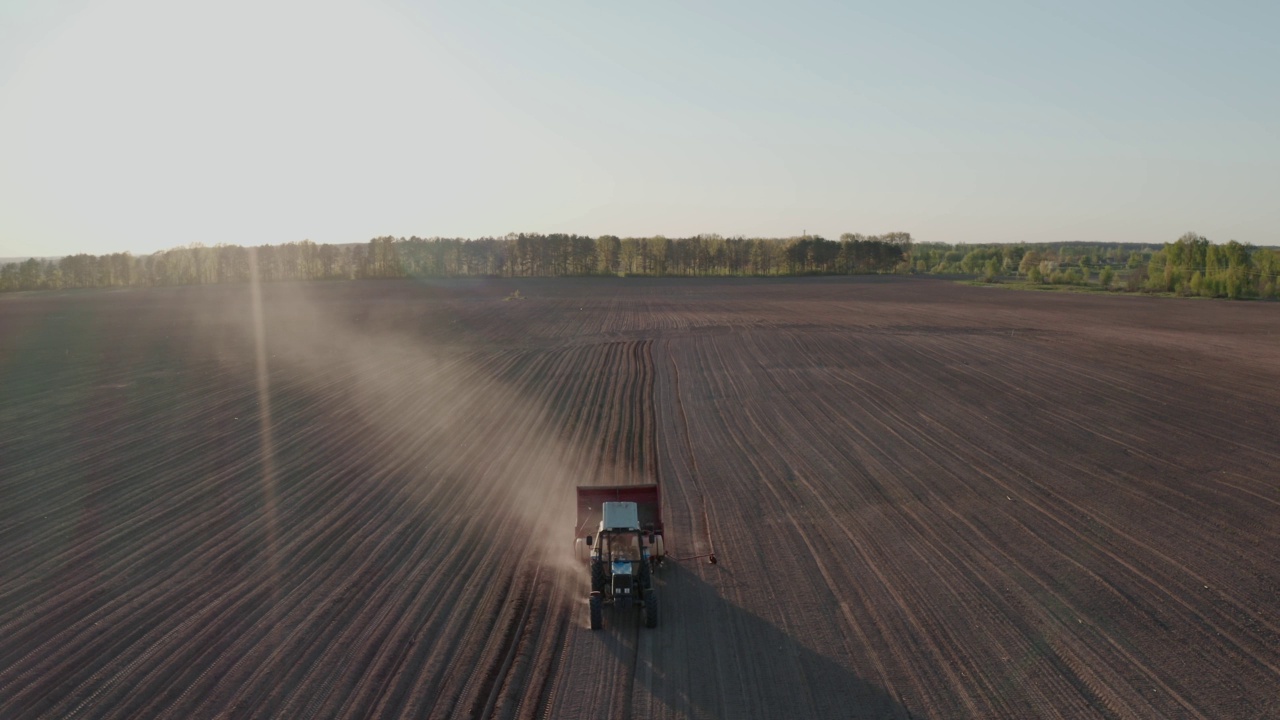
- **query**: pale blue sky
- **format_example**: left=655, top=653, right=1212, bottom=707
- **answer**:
left=1, top=0, right=1276, bottom=257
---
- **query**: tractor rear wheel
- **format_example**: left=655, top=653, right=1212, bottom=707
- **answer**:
left=642, top=589, right=658, bottom=629
left=589, top=593, right=603, bottom=631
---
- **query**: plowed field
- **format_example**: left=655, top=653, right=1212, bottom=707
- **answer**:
left=2, top=277, right=1278, bottom=719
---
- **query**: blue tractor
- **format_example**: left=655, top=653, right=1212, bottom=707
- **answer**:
left=575, top=485, right=665, bottom=630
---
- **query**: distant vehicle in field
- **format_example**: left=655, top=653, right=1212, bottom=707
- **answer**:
left=574, top=484, right=665, bottom=630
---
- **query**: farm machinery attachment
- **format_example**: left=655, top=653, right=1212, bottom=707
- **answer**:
left=574, top=484, right=665, bottom=630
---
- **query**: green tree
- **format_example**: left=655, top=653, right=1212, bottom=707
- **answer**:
left=982, top=257, right=1000, bottom=282
left=596, top=235, right=621, bottom=274
left=1018, top=251, right=1042, bottom=276
left=648, top=236, right=670, bottom=275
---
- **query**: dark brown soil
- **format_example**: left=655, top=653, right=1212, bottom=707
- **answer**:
left=2, top=277, right=1277, bottom=719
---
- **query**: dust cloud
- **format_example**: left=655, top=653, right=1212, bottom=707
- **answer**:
left=204, top=279, right=594, bottom=589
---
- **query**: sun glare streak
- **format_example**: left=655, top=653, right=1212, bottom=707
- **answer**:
left=248, top=248, right=282, bottom=627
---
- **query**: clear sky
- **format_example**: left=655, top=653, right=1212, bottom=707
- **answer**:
left=1, top=0, right=1276, bottom=257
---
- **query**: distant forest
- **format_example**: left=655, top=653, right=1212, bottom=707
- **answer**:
left=2, top=231, right=1277, bottom=299
left=0, top=233, right=912, bottom=290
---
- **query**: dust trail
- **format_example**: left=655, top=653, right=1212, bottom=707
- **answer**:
left=247, top=249, right=282, bottom=627
left=222, top=281, right=600, bottom=589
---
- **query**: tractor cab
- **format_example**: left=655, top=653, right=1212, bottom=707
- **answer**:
left=595, top=504, right=645, bottom=608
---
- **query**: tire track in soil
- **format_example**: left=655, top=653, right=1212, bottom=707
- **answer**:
left=414, top=338, right=658, bottom=720
left=546, top=339, right=658, bottom=720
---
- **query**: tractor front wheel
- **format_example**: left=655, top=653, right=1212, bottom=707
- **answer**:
left=589, top=593, right=603, bottom=631
left=590, top=561, right=608, bottom=594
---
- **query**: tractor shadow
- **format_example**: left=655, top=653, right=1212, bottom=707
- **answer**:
left=593, top=560, right=928, bottom=720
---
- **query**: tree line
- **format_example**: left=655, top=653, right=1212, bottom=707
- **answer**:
left=911, top=241, right=1164, bottom=277
left=4, top=231, right=1275, bottom=299
left=0, top=233, right=913, bottom=292
left=914, top=234, right=1279, bottom=299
